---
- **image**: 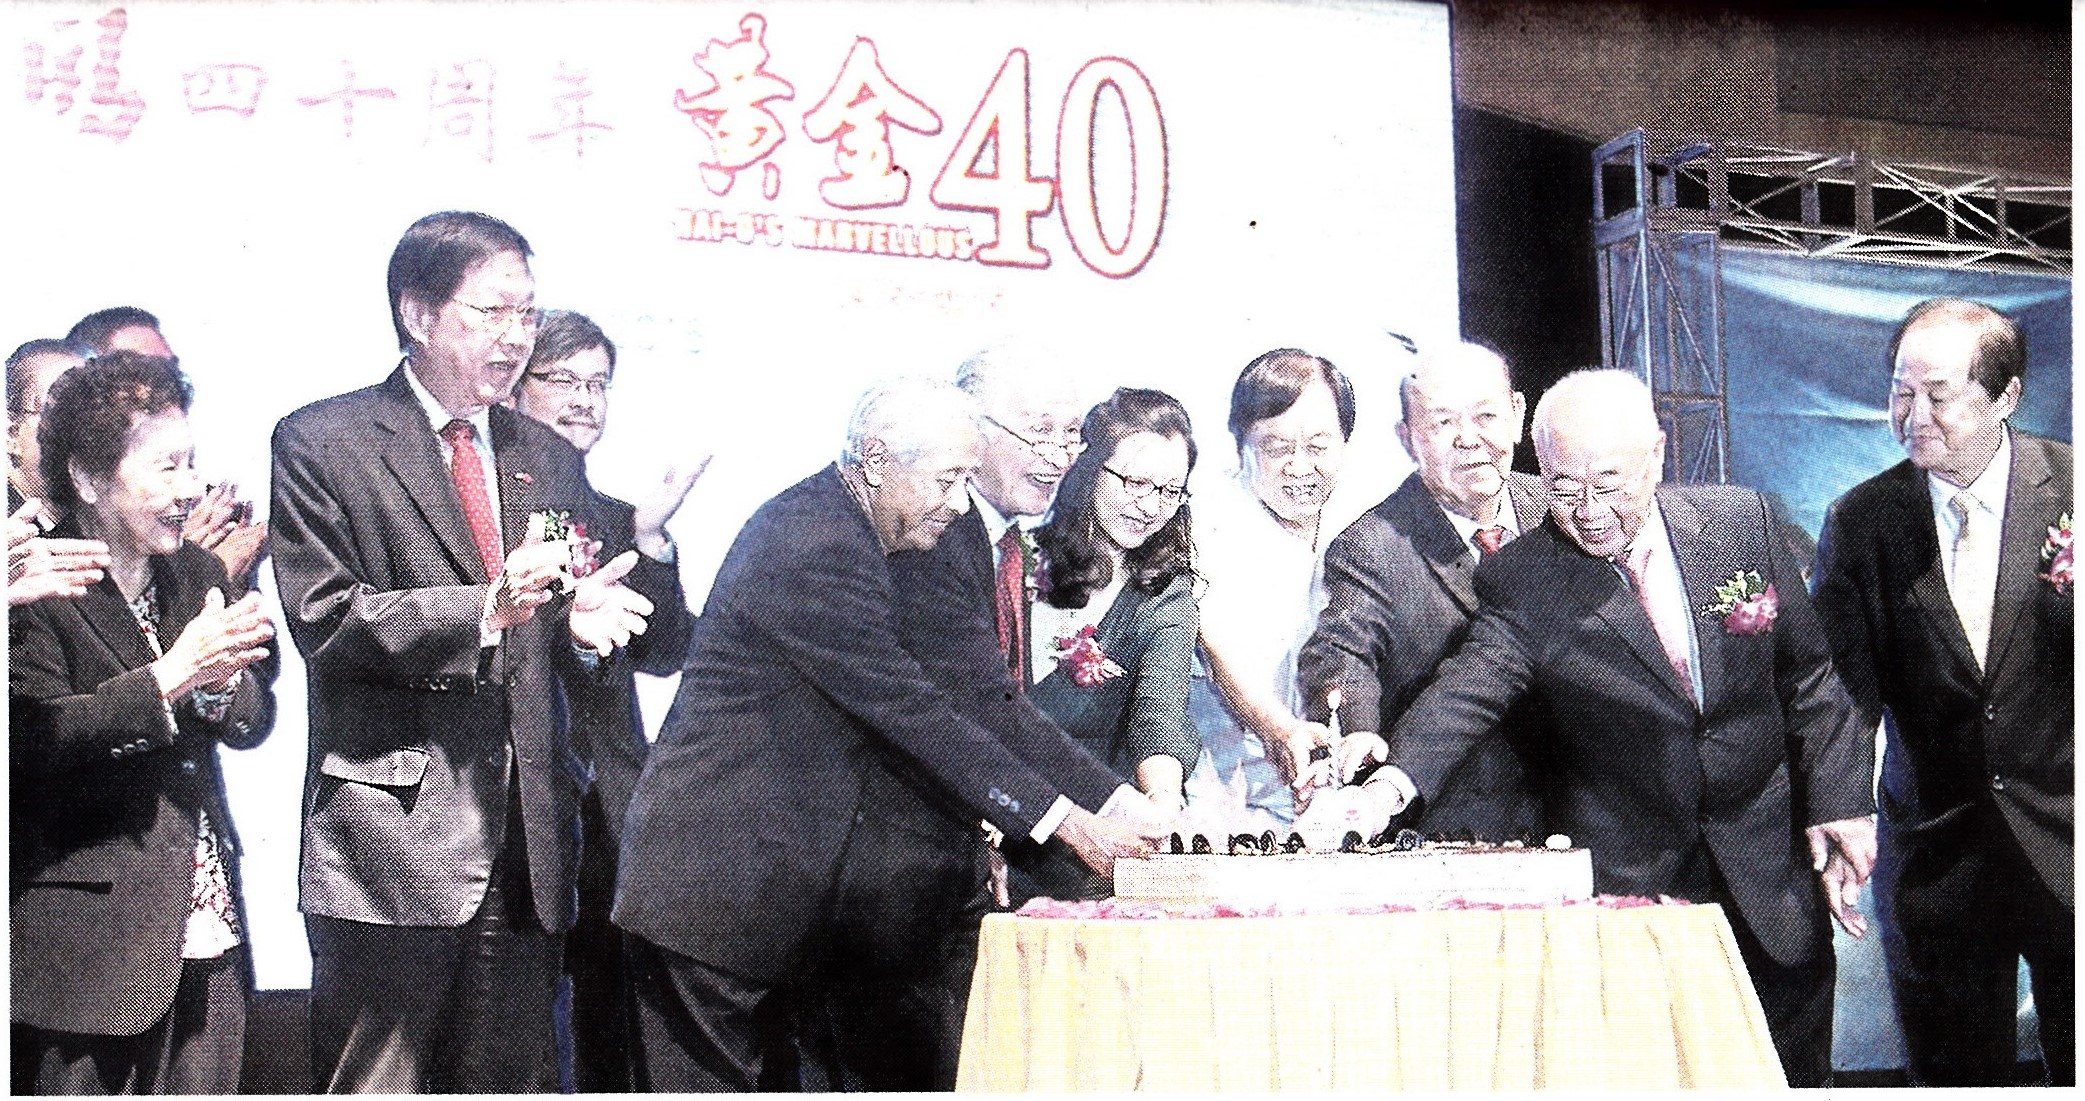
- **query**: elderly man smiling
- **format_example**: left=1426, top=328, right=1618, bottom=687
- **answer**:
left=1340, top=368, right=1875, bottom=1087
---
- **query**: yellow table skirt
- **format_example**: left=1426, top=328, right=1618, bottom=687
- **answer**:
left=955, top=903, right=1784, bottom=1090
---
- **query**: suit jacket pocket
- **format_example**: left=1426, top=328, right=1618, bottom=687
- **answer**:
left=318, top=746, right=430, bottom=788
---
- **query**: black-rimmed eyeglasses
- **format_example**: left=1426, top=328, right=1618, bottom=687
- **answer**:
left=1103, top=465, right=1190, bottom=506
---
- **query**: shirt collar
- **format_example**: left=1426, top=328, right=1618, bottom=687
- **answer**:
left=402, top=357, right=493, bottom=443
left=1437, top=488, right=1520, bottom=550
left=971, top=489, right=1040, bottom=548
left=1925, top=426, right=2013, bottom=523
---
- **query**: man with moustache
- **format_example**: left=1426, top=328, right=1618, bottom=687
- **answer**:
left=1298, top=342, right=1546, bottom=840
left=270, top=211, right=659, bottom=1093
left=1339, top=370, right=1875, bottom=1087
left=615, top=378, right=1156, bottom=1092
left=509, top=309, right=699, bottom=1092
left=1812, top=299, right=2072, bottom=1085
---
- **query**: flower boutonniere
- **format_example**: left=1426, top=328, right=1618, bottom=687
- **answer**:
left=1018, top=528, right=1041, bottom=603
left=531, top=509, right=602, bottom=589
left=2039, top=513, right=2073, bottom=596
left=1702, top=570, right=1778, bottom=636
left=1054, top=624, right=1126, bottom=687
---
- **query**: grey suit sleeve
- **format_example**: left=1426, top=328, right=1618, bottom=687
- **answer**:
left=1122, top=578, right=1201, bottom=777
left=1764, top=495, right=1876, bottom=825
left=1809, top=497, right=1885, bottom=730
left=269, top=414, right=487, bottom=685
left=741, top=542, right=1071, bottom=839
left=1385, top=570, right=1533, bottom=805
left=1299, top=521, right=1392, bottom=732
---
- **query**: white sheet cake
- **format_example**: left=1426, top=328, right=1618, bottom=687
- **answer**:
left=1113, top=839, right=1595, bottom=910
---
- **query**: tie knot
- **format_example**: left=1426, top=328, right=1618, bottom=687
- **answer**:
left=998, top=525, right=1024, bottom=556
left=1474, top=525, right=1509, bottom=558
left=441, top=418, right=475, bottom=443
left=1615, top=540, right=1654, bottom=582
left=1950, top=490, right=1979, bottom=523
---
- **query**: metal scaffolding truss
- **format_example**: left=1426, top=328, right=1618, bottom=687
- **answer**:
left=1591, top=129, right=2070, bottom=485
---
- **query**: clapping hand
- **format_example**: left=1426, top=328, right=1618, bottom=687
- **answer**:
left=1806, top=816, right=1877, bottom=938
left=151, top=587, right=274, bottom=700
left=484, top=525, right=573, bottom=631
left=631, top=453, right=713, bottom=559
left=8, top=498, right=110, bottom=606
left=182, top=483, right=268, bottom=585
left=568, top=549, right=654, bottom=656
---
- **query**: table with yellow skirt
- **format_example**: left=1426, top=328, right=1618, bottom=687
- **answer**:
left=955, top=901, right=1785, bottom=1090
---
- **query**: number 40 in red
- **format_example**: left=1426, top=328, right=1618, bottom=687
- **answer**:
left=931, top=49, right=1167, bottom=279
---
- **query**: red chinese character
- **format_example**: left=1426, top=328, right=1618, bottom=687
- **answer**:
left=528, top=62, right=613, bottom=159
left=296, top=62, right=397, bottom=139
left=24, top=8, right=144, bottom=141
left=674, top=13, right=795, bottom=198
left=428, top=60, right=495, bottom=162
left=184, top=63, right=267, bottom=117
left=23, top=21, right=85, bottom=115
left=802, top=37, right=941, bottom=209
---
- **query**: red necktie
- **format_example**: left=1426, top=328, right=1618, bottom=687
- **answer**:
left=1474, top=525, right=1509, bottom=559
left=1619, top=541, right=1696, bottom=705
left=994, top=525, right=1028, bottom=690
left=442, top=419, right=505, bottom=579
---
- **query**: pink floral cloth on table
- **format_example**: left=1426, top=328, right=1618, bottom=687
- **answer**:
left=1015, top=895, right=1687, bottom=919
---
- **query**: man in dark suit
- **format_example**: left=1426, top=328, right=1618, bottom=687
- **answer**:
left=615, top=378, right=1159, bottom=1092
left=270, top=211, right=660, bottom=1093
left=510, top=309, right=699, bottom=1092
left=1299, top=342, right=1546, bottom=840
left=1340, top=369, right=1875, bottom=1087
left=1812, top=298, right=2073, bottom=1086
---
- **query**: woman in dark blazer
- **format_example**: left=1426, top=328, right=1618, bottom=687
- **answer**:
left=10, top=352, right=277, bottom=1095
left=1013, top=387, right=1200, bottom=903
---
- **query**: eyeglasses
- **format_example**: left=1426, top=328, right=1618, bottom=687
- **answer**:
left=1103, top=465, right=1191, bottom=506
left=1547, top=477, right=1632, bottom=510
left=453, top=300, right=539, bottom=333
left=983, top=414, right=1085, bottom=461
left=524, top=371, right=611, bottom=397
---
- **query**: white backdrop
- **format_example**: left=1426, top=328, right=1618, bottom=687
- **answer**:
left=3, top=0, right=1449, bottom=988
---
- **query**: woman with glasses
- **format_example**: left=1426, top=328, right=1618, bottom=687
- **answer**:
left=1182, top=348, right=1354, bottom=830
left=1008, top=388, right=1201, bottom=904
left=10, top=352, right=277, bottom=1094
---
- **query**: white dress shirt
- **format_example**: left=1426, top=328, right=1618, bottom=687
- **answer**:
left=1927, top=428, right=2012, bottom=666
left=403, top=362, right=505, bottom=645
left=1440, top=490, right=1523, bottom=561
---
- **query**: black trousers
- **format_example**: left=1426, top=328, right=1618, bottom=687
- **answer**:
left=14, top=946, right=248, bottom=1096
left=1874, top=808, right=2074, bottom=1086
left=627, top=811, right=993, bottom=1092
left=553, top=785, right=637, bottom=1093
left=1700, top=851, right=1835, bottom=1087
left=305, top=795, right=560, bottom=1094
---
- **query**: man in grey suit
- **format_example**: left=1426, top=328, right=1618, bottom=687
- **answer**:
left=1339, top=370, right=1876, bottom=1086
left=270, top=211, right=660, bottom=1092
left=1298, top=342, right=1545, bottom=839
left=615, top=379, right=1161, bottom=1092
left=1812, top=298, right=2072, bottom=1085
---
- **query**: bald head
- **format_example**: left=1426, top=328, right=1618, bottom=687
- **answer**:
left=1532, top=369, right=1665, bottom=559
left=1395, top=342, right=1525, bottom=522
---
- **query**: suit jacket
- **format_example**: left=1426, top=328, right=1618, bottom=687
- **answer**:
left=10, top=541, right=276, bottom=1035
left=614, top=467, right=1117, bottom=982
left=270, top=366, right=651, bottom=932
left=1812, top=431, right=2073, bottom=908
left=1389, top=485, right=1873, bottom=966
left=888, top=508, right=1135, bottom=815
left=1300, top=472, right=1548, bottom=839
left=1027, top=572, right=1201, bottom=782
left=562, top=487, right=694, bottom=848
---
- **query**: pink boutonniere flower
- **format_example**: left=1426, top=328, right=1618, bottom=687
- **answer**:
left=2040, top=513, right=2072, bottom=596
left=1054, top=623, right=1126, bottom=687
left=1702, top=570, right=1778, bottom=636
left=531, top=509, right=602, bottom=589
left=512, top=471, right=534, bottom=486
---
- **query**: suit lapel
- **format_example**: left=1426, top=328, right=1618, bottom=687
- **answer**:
left=1895, top=467, right=1985, bottom=682
left=72, top=576, right=159, bottom=671
left=1661, top=489, right=1723, bottom=714
left=1395, top=479, right=1479, bottom=616
left=1985, top=435, right=2059, bottom=681
left=373, top=369, right=494, bottom=584
left=1554, top=523, right=1693, bottom=707
left=1505, top=473, right=1547, bottom=539
left=490, top=407, right=544, bottom=556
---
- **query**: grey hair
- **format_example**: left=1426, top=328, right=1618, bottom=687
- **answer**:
left=1397, top=341, right=1514, bottom=425
left=1530, top=368, right=1659, bottom=460
left=842, top=377, right=982, bottom=467
left=954, top=340, right=1072, bottom=401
